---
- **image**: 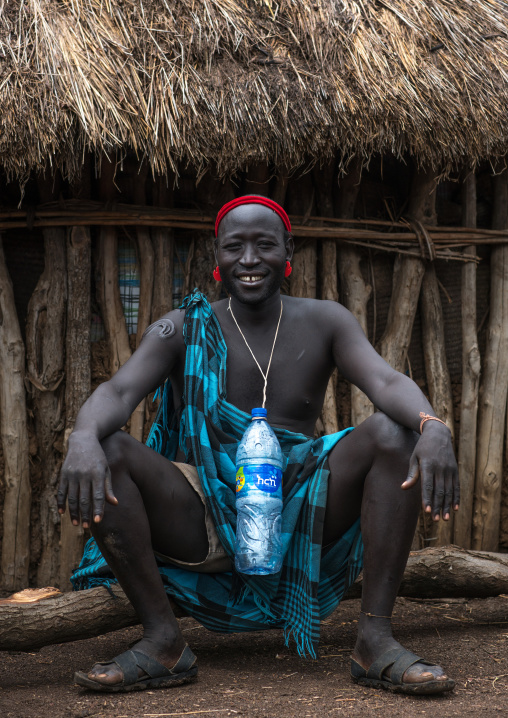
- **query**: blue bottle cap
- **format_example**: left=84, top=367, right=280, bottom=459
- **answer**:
left=251, top=407, right=267, bottom=418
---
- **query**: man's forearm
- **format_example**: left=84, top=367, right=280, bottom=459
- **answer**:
left=370, top=372, right=439, bottom=434
left=71, top=382, right=133, bottom=442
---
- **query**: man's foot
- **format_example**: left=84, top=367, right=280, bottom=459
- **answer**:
left=351, top=616, right=454, bottom=695
left=75, top=638, right=197, bottom=693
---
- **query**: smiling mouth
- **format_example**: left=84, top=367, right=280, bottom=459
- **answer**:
left=237, top=274, right=264, bottom=283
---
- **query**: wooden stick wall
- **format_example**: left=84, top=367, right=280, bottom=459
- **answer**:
left=473, top=172, right=508, bottom=551
left=0, top=162, right=507, bottom=592
left=0, top=242, right=30, bottom=591
left=455, top=175, right=480, bottom=549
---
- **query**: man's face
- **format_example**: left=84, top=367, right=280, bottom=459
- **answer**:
left=215, top=204, right=292, bottom=305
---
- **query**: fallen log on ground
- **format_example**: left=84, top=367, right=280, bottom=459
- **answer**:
left=1, top=547, right=508, bottom=652
left=345, top=546, right=508, bottom=599
left=0, top=584, right=187, bottom=652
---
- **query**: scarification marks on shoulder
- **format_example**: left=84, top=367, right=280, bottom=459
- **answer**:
left=142, top=318, right=176, bottom=340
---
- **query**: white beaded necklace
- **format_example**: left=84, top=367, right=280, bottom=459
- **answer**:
left=227, top=297, right=283, bottom=409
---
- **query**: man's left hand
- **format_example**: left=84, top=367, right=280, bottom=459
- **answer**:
left=402, top=421, right=459, bottom=521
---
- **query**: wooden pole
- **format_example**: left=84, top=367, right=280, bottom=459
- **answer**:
left=97, top=232, right=132, bottom=376
left=473, top=169, right=508, bottom=551
left=130, top=166, right=155, bottom=442
left=421, top=263, right=455, bottom=545
left=272, top=172, right=288, bottom=207
left=152, top=175, right=175, bottom=320
left=377, top=168, right=433, bottom=551
left=287, top=173, right=317, bottom=300
left=421, top=268, right=455, bottom=441
left=97, top=158, right=131, bottom=378
left=183, top=175, right=234, bottom=301
left=313, top=160, right=339, bottom=434
left=26, top=226, right=67, bottom=587
left=413, top=170, right=454, bottom=547
left=245, top=163, right=270, bottom=197
left=59, top=226, right=91, bottom=589
left=336, top=159, right=374, bottom=426
left=454, top=173, right=480, bottom=549
left=376, top=168, right=432, bottom=372
left=0, top=239, right=31, bottom=591
left=286, top=175, right=322, bottom=427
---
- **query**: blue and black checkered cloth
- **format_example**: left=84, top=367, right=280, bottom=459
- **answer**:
left=71, top=291, right=363, bottom=658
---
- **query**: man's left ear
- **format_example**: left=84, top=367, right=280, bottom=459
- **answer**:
left=285, top=234, right=294, bottom=262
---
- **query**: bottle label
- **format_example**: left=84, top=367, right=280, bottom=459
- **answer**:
left=236, top=464, right=282, bottom=494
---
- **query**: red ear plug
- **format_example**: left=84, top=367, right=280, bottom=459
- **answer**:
left=213, top=266, right=222, bottom=282
left=284, top=261, right=292, bottom=278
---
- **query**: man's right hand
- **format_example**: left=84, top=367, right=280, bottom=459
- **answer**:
left=56, top=310, right=183, bottom=527
left=57, top=432, right=118, bottom=528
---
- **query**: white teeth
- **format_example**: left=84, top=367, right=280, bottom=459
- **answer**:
left=239, top=275, right=263, bottom=283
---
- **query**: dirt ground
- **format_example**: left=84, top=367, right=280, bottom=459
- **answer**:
left=2, top=595, right=508, bottom=718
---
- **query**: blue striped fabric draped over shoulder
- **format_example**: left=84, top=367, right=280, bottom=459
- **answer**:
left=71, top=291, right=363, bottom=658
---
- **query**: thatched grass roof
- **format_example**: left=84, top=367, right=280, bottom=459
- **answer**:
left=0, top=0, right=507, bottom=180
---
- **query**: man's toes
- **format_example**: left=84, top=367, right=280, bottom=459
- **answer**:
left=88, top=664, right=122, bottom=685
left=418, top=670, right=445, bottom=681
left=403, top=664, right=445, bottom=684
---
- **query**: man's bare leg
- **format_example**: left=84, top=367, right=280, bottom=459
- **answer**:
left=324, top=412, right=450, bottom=687
left=85, top=430, right=210, bottom=686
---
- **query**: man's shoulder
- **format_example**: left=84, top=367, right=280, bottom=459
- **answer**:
left=140, top=307, right=186, bottom=345
left=285, top=297, right=361, bottom=345
left=284, top=295, right=348, bottom=319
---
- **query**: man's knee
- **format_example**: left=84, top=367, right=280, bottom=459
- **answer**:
left=367, top=412, right=418, bottom=460
left=100, top=430, right=133, bottom=471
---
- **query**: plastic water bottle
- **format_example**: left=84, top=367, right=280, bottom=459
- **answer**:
left=235, top=408, right=283, bottom=575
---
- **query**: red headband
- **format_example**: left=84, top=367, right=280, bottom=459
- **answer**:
left=215, top=196, right=291, bottom=237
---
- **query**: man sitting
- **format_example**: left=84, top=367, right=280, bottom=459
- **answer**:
left=58, top=195, right=458, bottom=695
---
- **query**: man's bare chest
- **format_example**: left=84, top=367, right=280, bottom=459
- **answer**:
left=223, top=325, right=334, bottom=429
